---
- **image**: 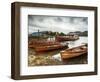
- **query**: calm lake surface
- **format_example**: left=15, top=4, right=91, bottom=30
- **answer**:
left=67, top=37, right=88, bottom=48
left=28, top=36, right=88, bottom=66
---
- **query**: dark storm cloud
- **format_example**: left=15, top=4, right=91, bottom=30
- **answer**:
left=28, top=15, right=88, bottom=34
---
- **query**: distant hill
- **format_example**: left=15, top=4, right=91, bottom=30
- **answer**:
left=28, top=31, right=49, bottom=39
left=29, top=31, right=66, bottom=37
left=29, top=31, right=88, bottom=37
left=31, top=31, right=48, bottom=36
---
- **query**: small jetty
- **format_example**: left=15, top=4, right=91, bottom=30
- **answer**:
left=60, top=44, right=87, bottom=59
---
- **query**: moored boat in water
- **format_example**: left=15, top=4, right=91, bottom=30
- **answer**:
left=56, top=34, right=79, bottom=42
left=60, top=44, right=87, bottom=59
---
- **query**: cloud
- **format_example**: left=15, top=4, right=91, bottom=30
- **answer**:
left=28, top=15, right=88, bottom=34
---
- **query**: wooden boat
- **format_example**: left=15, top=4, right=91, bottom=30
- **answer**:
left=56, top=35, right=79, bottom=42
left=34, top=43, right=68, bottom=52
left=28, top=39, right=60, bottom=48
left=60, top=44, right=87, bottom=59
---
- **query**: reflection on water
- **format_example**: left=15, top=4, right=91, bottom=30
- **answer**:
left=28, top=37, right=88, bottom=66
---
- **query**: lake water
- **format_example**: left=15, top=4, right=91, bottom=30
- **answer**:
left=28, top=36, right=88, bottom=66
left=66, top=37, right=88, bottom=48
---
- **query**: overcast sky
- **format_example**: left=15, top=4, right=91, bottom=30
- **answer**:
left=28, top=15, right=88, bottom=34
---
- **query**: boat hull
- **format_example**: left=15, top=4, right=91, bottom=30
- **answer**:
left=28, top=39, right=60, bottom=48
left=56, top=36, right=79, bottom=42
left=35, top=44, right=68, bottom=52
left=60, top=45, right=87, bottom=59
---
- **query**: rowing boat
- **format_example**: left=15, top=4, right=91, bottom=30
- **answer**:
left=34, top=43, right=68, bottom=52
left=56, top=35, right=79, bottom=42
left=28, top=40, right=60, bottom=48
left=60, top=44, right=87, bottom=59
